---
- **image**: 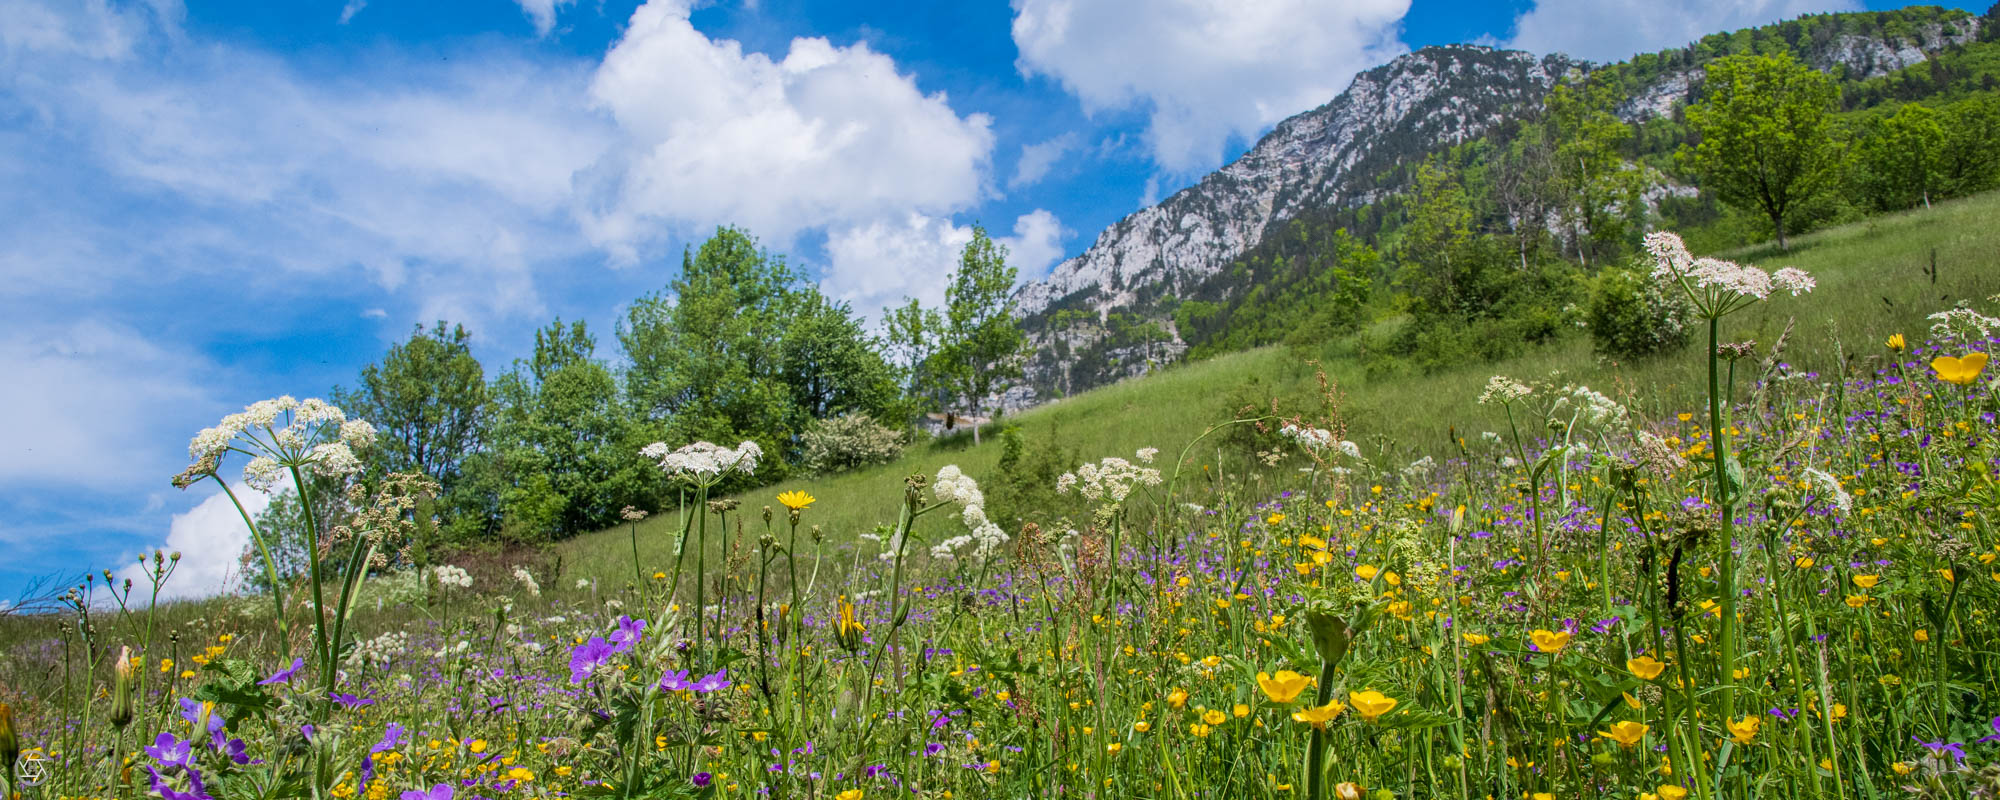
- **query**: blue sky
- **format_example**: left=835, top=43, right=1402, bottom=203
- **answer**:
left=0, top=0, right=1980, bottom=602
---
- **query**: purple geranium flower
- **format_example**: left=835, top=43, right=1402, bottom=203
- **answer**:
left=1980, top=717, right=2000, bottom=744
left=569, top=636, right=616, bottom=684
left=692, top=668, right=731, bottom=693
left=1915, top=737, right=1967, bottom=764
left=177, top=698, right=223, bottom=737
left=148, top=765, right=213, bottom=800
left=402, top=784, right=456, bottom=800
left=329, top=692, right=376, bottom=709
left=258, top=658, right=305, bottom=686
left=658, top=668, right=692, bottom=692
left=147, top=732, right=193, bottom=769
left=609, top=616, right=647, bottom=655
left=222, top=737, right=259, bottom=765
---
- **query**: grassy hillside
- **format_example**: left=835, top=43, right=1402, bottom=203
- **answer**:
left=559, top=188, right=2000, bottom=585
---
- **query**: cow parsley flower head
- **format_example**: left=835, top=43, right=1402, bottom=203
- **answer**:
left=1646, top=229, right=1811, bottom=317
left=1560, top=385, right=1628, bottom=426
left=182, top=396, right=373, bottom=488
left=432, top=565, right=473, bottom=589
left=933, top=465, right=985, bottom=508
left=644, top=440, right=761, bottom=484
left=1477, top=376, right=1532, bottom=406
left=1057, top=454, right=1163, bottom=508
left=1280, top=423, right=1334, bottom=450
left=1928, top=305, right=2000, bottom=344
left=242, top=456, right=286, bottom=492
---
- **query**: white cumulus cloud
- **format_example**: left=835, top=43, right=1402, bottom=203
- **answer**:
left=515, top=0, right=576, bottom=37
left=115, top=485, right=270, bottom=601
left=580, top=0, right=996, bottom=262
left=1500, top=0, right=1860, bottom=63
left=824, top=210, right=1065, bottom=325
left=1010, top=0, right=1411, bottom=174
left=1009, top=132, right=1080, bottom=189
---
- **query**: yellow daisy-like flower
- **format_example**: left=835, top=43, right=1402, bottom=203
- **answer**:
left=1726, top=715, right=1760, bottom=744
left=1347, top=690, right=1397, bottom=722
left=1627, top=654, right=1667, bottom=681
left=1931, top=352, right=1989, bottom=385
left=1530, top=629, right=1571, bottom=655
left=1599, top=720, right=1649, bottom=748
left=776, top=490, right=816, bottom=511
left=1291, top=698, right=1346, bottom=729
left=1886, top=333, right=1905, bottom=351
left=1256, top=670, right=1313, bottom=704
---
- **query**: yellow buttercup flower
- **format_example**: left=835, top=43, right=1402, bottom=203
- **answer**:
left=1167, top=688, right=1188, bottom=709
left=1886, top=333, right=1905, bottom=351
left=837, top=790, right=865, bottom=800
left=1355, top=565, right=1379, bottom=581
left=1347, top=690, right=1397, bottom=722
left=1658, top=786, right=1689, bottom=800
left=1931, top=352, right=1989, bottom=385
left=1462, top=632, right=1491, bottom=646
left=1201, top=709, right=1227, bottom=725
left=1726, top=715, right=1760, bottom=744
left=1333, top=782, right=1364, bottom=800
left=1530, top=629, right=1571, bottom=655
left=1256, top=670, right=1313, bottom=704
left=1291, top=698, right=1346, bottom=729
left=1627, top=655, right=1667, bottom=681
left=1599, top=720, right=1649, bottom=748
left=1853, top=574, right=1880, bottom=589
left=776, top=490, right=816, bottom=511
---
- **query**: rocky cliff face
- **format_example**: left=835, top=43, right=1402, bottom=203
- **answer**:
left=1006, top=15, right=1985, bottom=409
left=1017, top=46, right=1579, bottom=323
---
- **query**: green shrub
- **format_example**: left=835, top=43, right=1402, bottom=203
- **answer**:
left=800, top=413, right=908, bottom=475
left=1586, top=262, right=1692, bottom=359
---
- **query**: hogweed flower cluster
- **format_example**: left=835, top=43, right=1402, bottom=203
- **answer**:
left=1477, top=376, right=1532, bottom=406
left=1643, top=231, right=1814, bottom=318
left=1054, top=449, right=1164, bottom=507
left=182, top=396, right=375, bottom=491
left=640, top=440, right=763, bottom=484
left=1280, top=424, right=1362, bottom=459
left=926, top=466, right=1007, bottom=561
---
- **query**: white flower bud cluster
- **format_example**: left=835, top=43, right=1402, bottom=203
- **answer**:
left=432, top=565, right=473, bottom=589
left=925, top=465, right=1007, bottom=562
left=1477, top=376, right=1532, bottom=406
left=641, top=440, right=763, bottom=480
left=1556, top=385, right=1628, bottom=427
left=1056, top=451, right=1164, bottom=505
left=183, top=395, right=376, bottom=488
left=511, top=566, right=541, bottom=597
left=1927, top=306, right=2000, bottom=344
left=1280, top=424, right=1362, bottom=459
left=345, top=631, right=409, bottom=668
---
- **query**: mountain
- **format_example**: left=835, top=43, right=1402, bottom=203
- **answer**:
left=1007, top=7, right=1986, bottom=407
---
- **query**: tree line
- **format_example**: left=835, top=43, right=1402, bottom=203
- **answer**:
left=256, top=226, right=1028, bottom=558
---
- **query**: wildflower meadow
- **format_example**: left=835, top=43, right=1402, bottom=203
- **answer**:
left=4, top=236, right=2000, bottom=800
